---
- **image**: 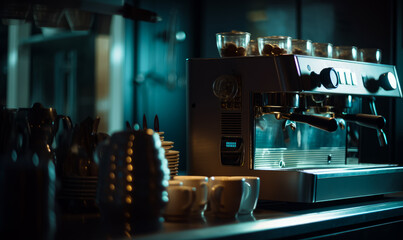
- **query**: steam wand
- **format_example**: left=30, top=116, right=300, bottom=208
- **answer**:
left=368, top=98, right=388, bottom=147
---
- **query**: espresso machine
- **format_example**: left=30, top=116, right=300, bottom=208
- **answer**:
left=187, top=55, right=403, bottom=202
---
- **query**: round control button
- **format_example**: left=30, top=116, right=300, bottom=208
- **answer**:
left=320, top=67, right=339, bottom=89
left=379, top=72, right=397, bottom=90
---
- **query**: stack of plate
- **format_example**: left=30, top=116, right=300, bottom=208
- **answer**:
left=58, top=176, right=98, bottom=201
left=165, top=149, right=179, bottom=176
left=158, top=132, right=179, bottom=177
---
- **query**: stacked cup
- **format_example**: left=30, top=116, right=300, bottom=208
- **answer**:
left=173, top=176, right=209, bottom=219
left=162, top=175, right=260, bottom=221
left=208, top=176, right=260, bottom=218
left=163, top=180, right=196, bottom=221
left=163, top=176, right=208, bottom=221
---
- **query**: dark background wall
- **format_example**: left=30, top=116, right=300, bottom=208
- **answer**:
left=0, top=25, right=7, bottom=106
left=134, top=0, right=194, bottom=172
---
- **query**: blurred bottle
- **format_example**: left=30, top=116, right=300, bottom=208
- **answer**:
left=0, top=119, right=56, bottom=240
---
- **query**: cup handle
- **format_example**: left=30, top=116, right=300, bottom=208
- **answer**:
left=242, top=181, right=251, bottom=203
left=182, top=188, right=196, bottom=211
left=55, top=115, right=72, bottom=132
left=211, top=185, right=224, bottom=208
left=199, top=182, right=208, bottom=206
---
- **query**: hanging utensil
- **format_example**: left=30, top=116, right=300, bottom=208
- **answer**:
left=154, top=114, right=160, bottom=132
left=143, top=114, right=147, bottom=130
left=126, top=121, right=133, bottom=130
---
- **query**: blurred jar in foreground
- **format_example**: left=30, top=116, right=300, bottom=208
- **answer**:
left=247, top=39, right=260, bottom=56
left=359, top=48, right=382, bottom=63
left=216, top=31, right=251, bottom=57
left=313, top=42, right=333, bottom=58
left=258, top=36, right=292, bottom=56
left=292, top=39, right=312, bottom=55
left=334, top=46, right=358, bottom=61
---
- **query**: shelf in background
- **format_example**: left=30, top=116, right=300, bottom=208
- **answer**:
left=20, top=31, right=90, bottom=46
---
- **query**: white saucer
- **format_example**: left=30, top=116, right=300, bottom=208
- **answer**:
left=162, top=141, right=174, bottom=146
left=165, top=150, right=179, bottom=155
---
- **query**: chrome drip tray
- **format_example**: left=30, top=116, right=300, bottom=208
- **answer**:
left=254, top=164, right=403, bottom=202
left=259, top=163, right=395, bottom=170
left=282, top=164, right=398, bottom=171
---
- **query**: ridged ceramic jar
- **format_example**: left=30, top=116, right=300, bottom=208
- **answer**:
left=96, top=129, right=169, bottom=235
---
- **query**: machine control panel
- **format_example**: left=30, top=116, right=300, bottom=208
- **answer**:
left=296, top=55, right=402, bottom=97
left=220, top=137, right=244, bottom=166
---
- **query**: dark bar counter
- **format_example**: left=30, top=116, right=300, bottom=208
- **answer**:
left=57, top=193, right=403, bottom=240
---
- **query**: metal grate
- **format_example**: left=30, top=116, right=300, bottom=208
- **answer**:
left=254, top=147, right=346, bottom=169
left=221, top=112, right=242, bottom=135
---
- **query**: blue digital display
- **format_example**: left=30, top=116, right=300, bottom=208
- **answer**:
left=226, top=142, right=237, bottom=148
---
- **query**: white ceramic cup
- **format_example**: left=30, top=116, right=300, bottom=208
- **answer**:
left=208, top=176, right=250, bottom=218
left=173, top=175, right=208, bottom=218
left=163, top=185, right=196, bottom=221
left=233, top=176, right=260, bottom=215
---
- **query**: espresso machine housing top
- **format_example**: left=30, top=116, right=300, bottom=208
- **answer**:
left=187, top=55, right=403, bottom=202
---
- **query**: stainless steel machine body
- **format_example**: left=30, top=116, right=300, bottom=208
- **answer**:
left=187, top=55, right=403, bottom=202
